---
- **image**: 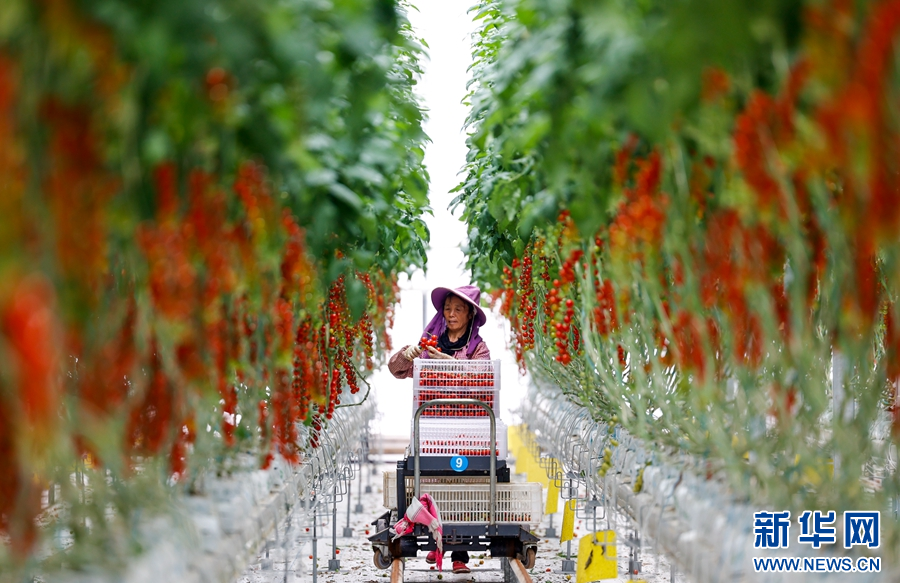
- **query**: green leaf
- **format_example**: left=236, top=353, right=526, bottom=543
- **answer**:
left=328, top=182, right=364, bottom=211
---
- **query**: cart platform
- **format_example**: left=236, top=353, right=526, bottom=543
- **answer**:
left=368, top=360, right=541, bottom=580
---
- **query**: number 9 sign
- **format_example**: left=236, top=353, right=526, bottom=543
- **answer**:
left=450, top=455, right=468, bottom=472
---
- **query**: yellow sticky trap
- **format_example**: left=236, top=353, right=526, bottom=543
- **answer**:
left=516, top=444, right=532, bottom=475
left=546, top=473, right=559, bottom=515
left=576, top=531, right=617, bottom=582
left=508, top=425, right=522, bottom=454
left=512, top=428, right=529, bottom=474
left=517, top=427, right=529, bottom=457
left=522, top=450, right=540, bottom=483
left=803, top=465, right=822, bottom=487
left=527, top=456, right=548, bottom=487
left=560, top=499, right=576, bottom=542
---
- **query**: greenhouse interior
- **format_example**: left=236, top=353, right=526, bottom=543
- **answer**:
left=0, top=0, right=898, bottom=582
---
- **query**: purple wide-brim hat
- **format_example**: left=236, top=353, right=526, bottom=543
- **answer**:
left=431, top=285, right=487, bottom=327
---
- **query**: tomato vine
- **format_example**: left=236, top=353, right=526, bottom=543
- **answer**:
left=0, top=0, right=430, bottom=571
left=457, top=0, right=900, bottom=557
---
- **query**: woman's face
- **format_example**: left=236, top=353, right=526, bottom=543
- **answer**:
left=443, top=295, right=472, bottom=336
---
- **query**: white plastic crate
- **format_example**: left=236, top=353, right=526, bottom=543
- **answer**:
left=383, top=474, right=491, bottom=508
left=412, top=359, right=500, bottom=418
left=383, top=473, right=543, bottom=529
left=414, top=418, right=508, bottom=458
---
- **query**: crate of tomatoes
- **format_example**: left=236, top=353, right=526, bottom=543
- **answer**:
left=415, top=418, right=509, bottom=458
left=412, top=359, right=501, bottom=418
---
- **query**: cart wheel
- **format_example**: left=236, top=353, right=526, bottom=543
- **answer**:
left=373, top=548, right=392, bottom=570
left=522, top=547, right=536, bottom=569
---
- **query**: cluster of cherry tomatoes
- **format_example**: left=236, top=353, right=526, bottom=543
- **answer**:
left=557, top=247, right=584, bottom=285
left=419, top=334, right=441, bottom=351
left=308, top=414, right=324, bottom=449
left=553, top=297, right=576, bottom=365
left=500, top=212, right=591, bottom=370
left=502, top=251, right=537, bottom=369
left=593, top=276, right=618, bottom=336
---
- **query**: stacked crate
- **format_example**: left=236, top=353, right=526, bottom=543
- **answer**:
left=412, top=359, right=505, bottom=459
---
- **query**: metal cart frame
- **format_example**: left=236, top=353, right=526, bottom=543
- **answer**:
left=369, top=397, right=538, bottom=582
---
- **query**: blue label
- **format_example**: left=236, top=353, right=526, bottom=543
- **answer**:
left=450, top=455, right=468, bottom=472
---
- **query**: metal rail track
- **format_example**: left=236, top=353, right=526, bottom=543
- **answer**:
left=387, top=557, right=533, bottom=583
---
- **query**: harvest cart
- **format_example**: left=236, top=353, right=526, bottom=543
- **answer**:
left=368, top=359, right=541, bottom=582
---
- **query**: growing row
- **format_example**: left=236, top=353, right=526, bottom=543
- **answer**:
left=0, top=0, right=429, bottom=574
left=456, top=0, right=900, bottom=558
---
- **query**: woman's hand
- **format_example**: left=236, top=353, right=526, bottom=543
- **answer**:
left=403, top=344, right=424, bottom=361
left=425, top=346, right=454, bottom=360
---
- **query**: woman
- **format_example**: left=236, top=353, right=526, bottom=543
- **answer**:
left=388, top=284, right=490, bottom=574
left=388, top=284, right=490, bottom=374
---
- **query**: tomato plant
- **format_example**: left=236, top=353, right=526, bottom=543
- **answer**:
left=0, top=0, right=430, bottom=573
left=457, top=0, right=900, bottom=559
